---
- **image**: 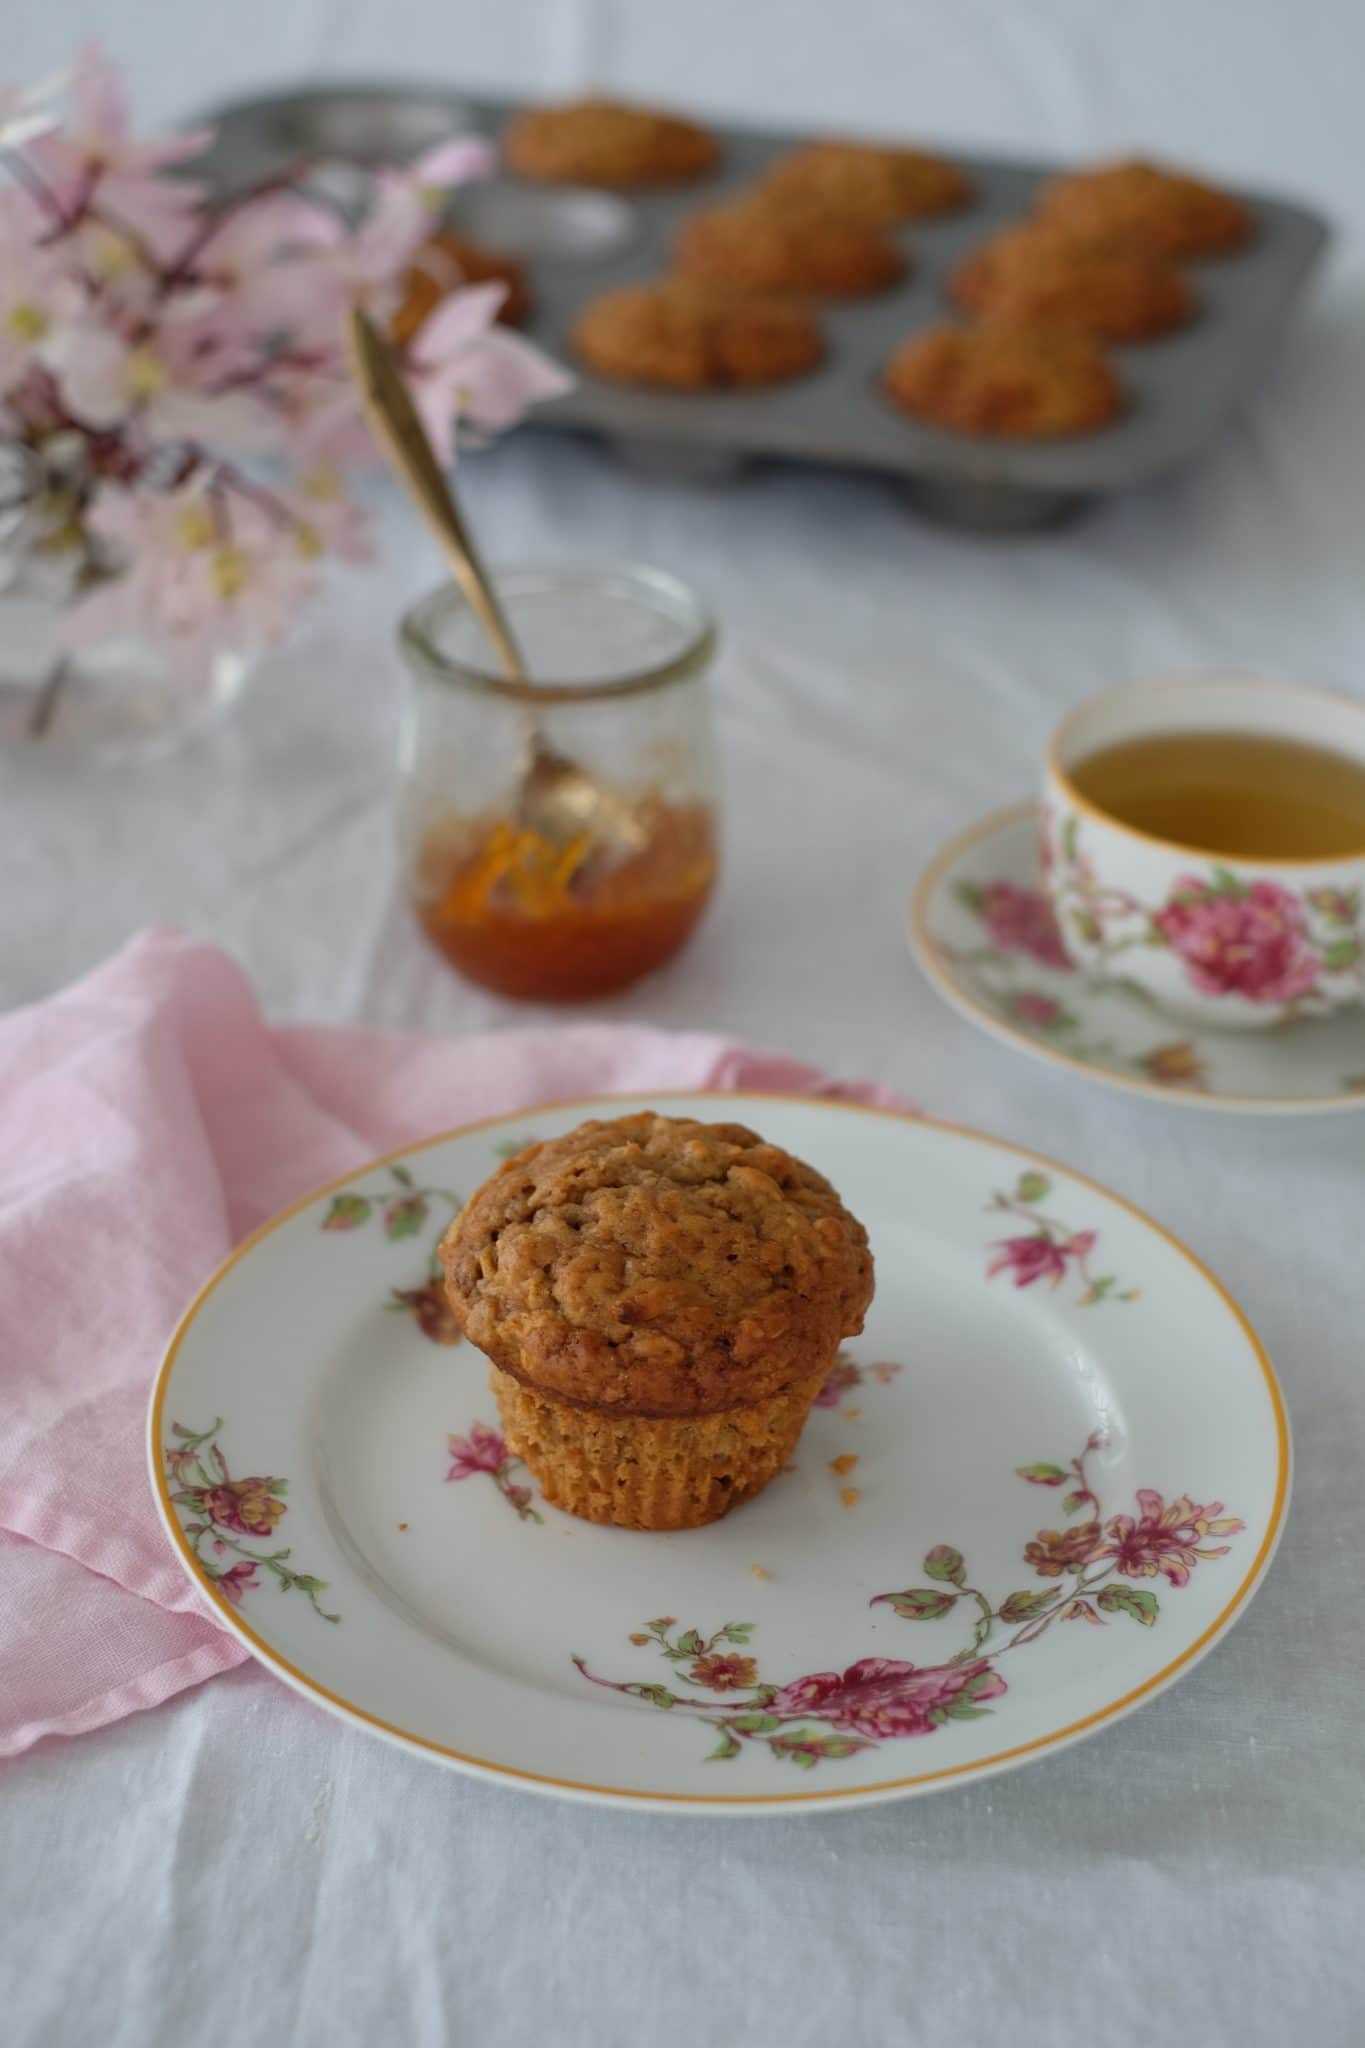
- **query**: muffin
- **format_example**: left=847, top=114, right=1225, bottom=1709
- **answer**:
left=502, top=96, right=719, bottom=189
left=760, top=138, right=970, bottom=222
left=439, top=1113, right=875, bottom=1530
left=675, top=191, right=907, bottom=299
left=883, top=320, right=1123, bottom=438
left=391, top=230, right=532, bottom=348
left=573, top=278, right=824, bottom=389
left=1037, top=158, right=1252, bottom=259
left=949, top=221, right=1193, bottom=341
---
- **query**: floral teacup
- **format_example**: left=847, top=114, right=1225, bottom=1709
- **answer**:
left=1042, top=675, right=1365, bottom=1030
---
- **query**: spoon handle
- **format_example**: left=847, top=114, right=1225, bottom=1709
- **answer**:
left=346, top=303, right=527, bottom=685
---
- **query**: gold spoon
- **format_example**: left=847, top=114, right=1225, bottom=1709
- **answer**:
left=346, top=302, right=637, bottom=851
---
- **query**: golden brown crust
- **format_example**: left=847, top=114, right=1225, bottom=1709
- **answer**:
left=491, top=1364, right=825, bottom=1528
left=949, top=221, right=1193, bottom=340
left=760, top=139, right=970, bottom=222
left=675, top=191, right=907, bottom=299
left=502, top=96, right=719, bottom=189
left=572, top=278, right=824, bottom=389
left=439, top=1113, right=874, bottom=1417
left=883, top=320, right=1123, bottom=438
left=1038, top=158, right=1251, bottom=259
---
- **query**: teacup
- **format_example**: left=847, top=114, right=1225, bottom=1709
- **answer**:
left=1041, top=674, right=1365, bottom=1030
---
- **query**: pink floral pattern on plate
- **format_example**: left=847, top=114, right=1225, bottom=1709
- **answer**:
left=446, top=1422, right=543, bottom=1524
left=321, top=1162, right=463, bottom=1343
left=164, top=1419, right=338, bottom=1620
left=985, top=1170, right=1137, bottom=1307
left=575, top=1432, right=1243, bottom=1770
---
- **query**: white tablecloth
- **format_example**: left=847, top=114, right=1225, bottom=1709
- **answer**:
left=4, top=5, right=1365, bottom=2043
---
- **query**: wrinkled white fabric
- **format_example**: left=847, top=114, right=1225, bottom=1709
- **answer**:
left=3, top=3, right=1365, bottom=2043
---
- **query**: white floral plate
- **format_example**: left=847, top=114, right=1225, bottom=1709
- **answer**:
left=149, top=1092, right=1288, bottom=1815
left=912, top=803, right=1365, bottom=1115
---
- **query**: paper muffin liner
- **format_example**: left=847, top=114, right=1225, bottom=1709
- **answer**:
left=489, top=1363, right=830, bottom=1531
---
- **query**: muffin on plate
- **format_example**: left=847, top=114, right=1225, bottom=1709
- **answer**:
left=573, top=278, right=824, bottom=389
left=502, top=96, right=719, bottom=189
left=1037, top=158, right=1252, bottom=259
left=949, top=221, right=1193, bottom=341
left=882, top=320, right=1123, bottom=438
left=675, top=191, right=907, bottom=298
left=439, top=1113, right=875, bottom=1530
left=760, top=138, right=971, bottom=223
left=391, top=230, right=532, bottom=347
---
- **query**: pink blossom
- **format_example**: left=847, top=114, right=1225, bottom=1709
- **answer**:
left=42, top=303, right=276, bottom=448
left=404, top=282, right=572, bottom=465
left=216, top=1560, right=259, bottom=1605
left=61, top=480, right=320, bottom=683
left=446, top=1422, right=508, bottom=1480
left=768, top=1656, right=1007, bottom=1740
left=1104, top=1490, right=1244, bottom=1588
left=0, top=192, right=68, bottom=388
left=284, top=467, right=373, bottom=565
left=980, top=882, right=1071, bottom=969
left=987, top=1230, right=1094, bottom=1289
left=1154, top=877, right=1320, bottom=1004
left=26, top=45, right=210, bottom=255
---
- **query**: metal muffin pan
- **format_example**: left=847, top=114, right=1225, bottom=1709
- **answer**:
left=196, top=86, right=1330, bottom=528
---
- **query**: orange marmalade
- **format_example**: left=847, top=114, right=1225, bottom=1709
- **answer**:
left=415, top=798, right=717, bottom=1001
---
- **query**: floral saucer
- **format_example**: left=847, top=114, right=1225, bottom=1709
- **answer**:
left=911, top=804, right=1365, bottom=1114
left=150, top=1092, right=1287, bottom=1814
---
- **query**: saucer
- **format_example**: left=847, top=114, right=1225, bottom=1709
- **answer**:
left=149, top=1092, right=1285, bottom=1813
left=911, top=803, right=1365, bottom=1115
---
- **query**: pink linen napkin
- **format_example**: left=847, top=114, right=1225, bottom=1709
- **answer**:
left=0, top=929, right=909, bottom=1759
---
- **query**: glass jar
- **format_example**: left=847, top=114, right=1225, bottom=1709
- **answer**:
left=398, top=563, right=720, bottom=1001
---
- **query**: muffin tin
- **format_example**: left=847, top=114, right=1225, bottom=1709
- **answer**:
left=194, top=86, right=1330, bottom=529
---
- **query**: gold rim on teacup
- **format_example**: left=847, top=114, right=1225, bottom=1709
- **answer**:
left=1042, top=673, right=1365, bottom=1030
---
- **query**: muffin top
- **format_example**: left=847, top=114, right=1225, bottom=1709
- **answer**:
left=760, top=139, right=971, bottom=222
left=439, top=1113, right=874, bottom=1416
left=573, top=277, right=824, bottom=389
left=1037, top=158, right=1252, bottom=259
left=502, top=96, right=719, bottom=189
left=675, top=191, right=907, bottom=298
left=949, top=221, right=1193, bottom=341
left=883, top=320, right=1123, bottom=439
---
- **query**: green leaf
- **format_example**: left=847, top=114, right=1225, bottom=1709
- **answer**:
left=629, top=1683, right=677, bottom=1710
left=1097, top=1584, right=1159, bottom=1627
left=729, top=1712, right=781, bottom=1734
left=1074, top=909, right=1103, bottom=944
left=674, top=1628, right=703, bottom=1658
left=720, top=1621, right=754, bottom=1644
left=1211, top=865, right=1249, bottom=900
left=389, top=1163, right=415, bottom=1188
left=1014, top=1170, right=1051, bottom=1205
left=705, top=1730, right=741, bottom=1762
left=751, top=1684, right=779, bottom=1708
left=266, top=1478, right=288, bottom=1497
left=999, top=1589, right=1057, bottom=1624
left=1324, top=937, right=1361, bottom=972
left=875, top=1587, right=957, bottom=1621
left=954, top=880, right=985, bottom=914
left=1061, top=815, right=1079, bottom=863
left=924, top=1545, right=966, bottom=1586
left=385, top=1194, right=429, bottom=1240
left=1015, top=1463, right=1067, bottom=1486
left=322, top=1193, right=370, bottom=1232
left=1062, top=1490, right=1088, bottom=1517
left=291, top=1575, right=327, bottom=1593
left=943, top=1700, right=994, bottom=1721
